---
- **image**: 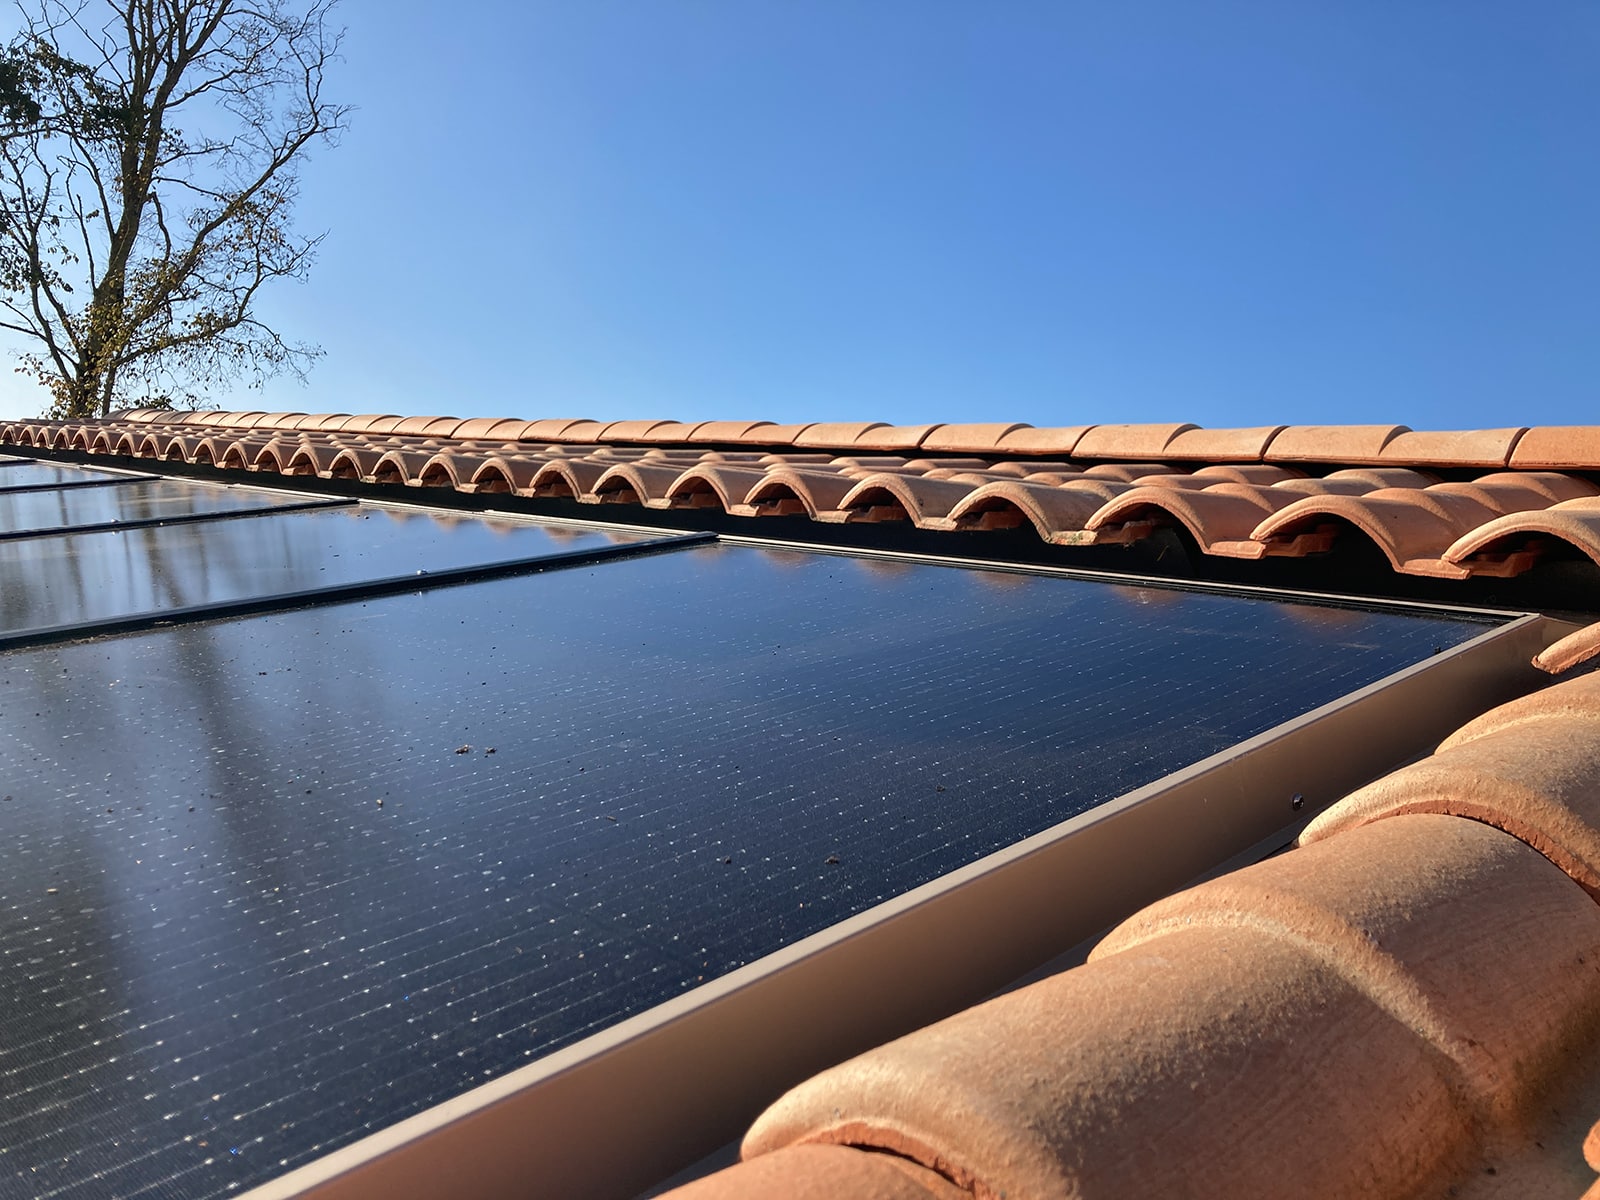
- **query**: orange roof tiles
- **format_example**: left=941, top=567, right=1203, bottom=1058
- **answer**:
left=1264, top=423, right=1410, bottom=464
left=13, top=411, right=1600, bottom=589
left=1162, top=424, right=1287, bottom=461
left=1379, top=427, right=1527, bottom=468
left=1071, top=421, right=1197, bottom=460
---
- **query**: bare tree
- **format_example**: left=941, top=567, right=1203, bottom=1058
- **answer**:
left=0, top=0, right=348, bottom=418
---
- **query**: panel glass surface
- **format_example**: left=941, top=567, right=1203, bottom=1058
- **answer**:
left=0, top=462, right=142, bottom=488
left=0, top=545, right=1496, bottom=1198
left=0, top=478, right=318, bottom=538
left=0, top=504, right=658, bottom=636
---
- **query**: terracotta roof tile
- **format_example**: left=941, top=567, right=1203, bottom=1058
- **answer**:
left=1301, top=672, right=1600, bottom=899
left=728, top=422, right=817, bottom=446
left=284, top=442, right=344, bottom=477
left=371, top=448, right=438, bottom=485
left=325, top=444, right=388, bottom=481
left=741, top=922, right=1481, bottom=1199
left=384, top=415, right=460, bottom=437
left=945, top=479, right=1125, bottom=540
left=1510, top=427, right=1600, bottom=471
left=510, top=417, right=598, bottom=441
left=1244, top=477, right=1572, bottom=575
left=595, top=419, right=680, bottom=442
left=833, top=473, right=983, bottom=527
left=1533, top=621, right=1600, bottom=675
left=1086, top=483, right=1289, bottom=553
left=1072, top=422, right=1198, bottom=460
left=1189, top=463, right=1303, bottom=485
left=791, top=422, right=888, bottom=448
left=412, top=451, right=480, bottom=489
left=982, top=425, right=1092, bottom=456
left=299, top=413, right=357, bottom=432
left=686, top=420, right=779, bottom=444
left=525, top=456, right=610, bottom=499
left=742, top=468, right=860, bottom=518
left=1099, top=814, right=1600, bottom=1124
left=917, top=423, right=1034, bottom=454
left=335, top=414, right=403, bottom=434
left=31, top=409, right=1600, bottom=594
left=1444, top=496, right=1600, bottom=576
left=663, top=464, right=773, bottom=513
left=1379, top=428, right=1528, bottom=469
left=239, top=411, right=302, bottom=430
left=1161, top=425, right=1286, bottom=462
left=1265, top=424, right=1411, bottom=465
left=591, top=461, right=688, bottom=507
left=631, top=421, right=712, bottom=444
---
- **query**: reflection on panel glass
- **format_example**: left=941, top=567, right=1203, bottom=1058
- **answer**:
left=0, top=504, right=659, bottom=635
left=0, top=478, right=319, bottom=536
left=0, top=462, right=142, bottom=487
left=0, top=545, right=1497, bottom=1198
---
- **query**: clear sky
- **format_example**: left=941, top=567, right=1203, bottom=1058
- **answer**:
left=2, top=1, right=1597, bottom=430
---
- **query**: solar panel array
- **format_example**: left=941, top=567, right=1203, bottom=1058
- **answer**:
left=0, top=454, right=1498, bottom=1198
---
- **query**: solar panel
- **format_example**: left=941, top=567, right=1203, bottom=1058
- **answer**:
left=0, top=479, right=338, bottom=540
left=0, top=504, right=663, bottom=639
left=0, top=463, right=147, bottom=489
left=0, top=541, right=1497, bottom=1199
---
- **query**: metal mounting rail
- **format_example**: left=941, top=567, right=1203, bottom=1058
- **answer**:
left=0, top=529, right=716, bottom=651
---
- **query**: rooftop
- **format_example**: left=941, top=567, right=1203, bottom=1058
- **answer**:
left=4, top=411, right=1600, bottom=1200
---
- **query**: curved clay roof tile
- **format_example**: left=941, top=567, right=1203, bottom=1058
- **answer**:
left=1509, top=427, right=1600, bottom=471
left=684, top=421, right=779, bottom=444
left=917, top=423, right=1032, bottom=454
left=1302, top=672, right=1600, bottom=899
left=663, top=465, right=772, bottom=514
left=591, top=461, right=686, bottom=507
left=1072, top=423, right=1198, bottom=461
left=792, top=422, right=888, bottom=450
left=742, top=921, right=1482, bottom=1200
left=1443, top=496, right=1600, bottom=575
left=1161, top=425, right=1287, bottom=462
left=1087, top=484, right=1289, bottom=554
left=1378, top=428, right=1528, bottom=469
left=945, top=479, right=1123, bottom=542
left=741, top=468, right=860, bottom=519
left=1265, top=425, right=1411, bottom=465
left=833, top=473, right=981, bottom=528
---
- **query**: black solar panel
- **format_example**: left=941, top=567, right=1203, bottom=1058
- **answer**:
left=0, top=504, right=659, bottom=639
left=0, top=479, right=331, bottom=540
left=0, top=463, right=146, bottom=489
left=0, top=540, right=1496, bottom=1199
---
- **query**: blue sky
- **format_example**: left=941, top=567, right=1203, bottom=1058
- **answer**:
left=3, top=1, right=1597, bottom=429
